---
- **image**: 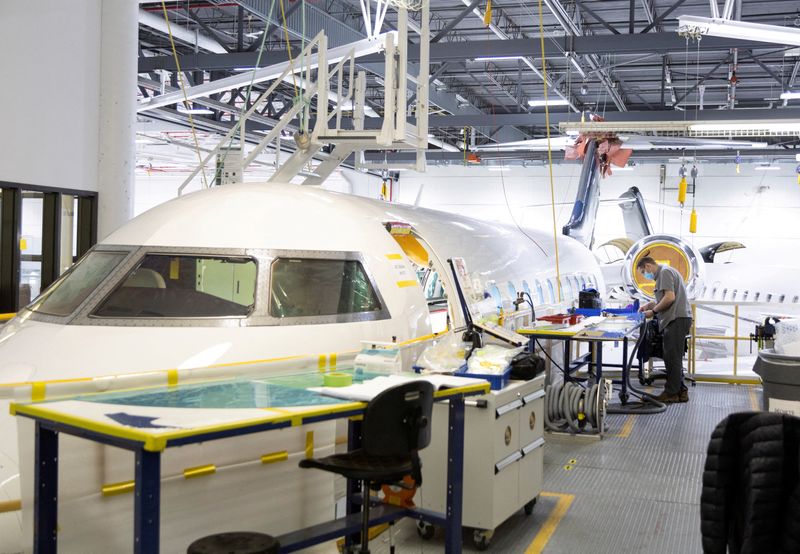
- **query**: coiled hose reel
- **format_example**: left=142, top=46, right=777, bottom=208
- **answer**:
left=544, top=380, right=610, bottom=434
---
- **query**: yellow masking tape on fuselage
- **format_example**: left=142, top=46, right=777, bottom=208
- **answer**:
left=31, top=383, right=46, bottom=402
left=261, top=450, right=289, bottom=464
left=305, top=431, right=314, bottom=459
left=330, top=352, right=337, bottom=369
left=385, top=253, right=403, bottom=260
left=167, top=369, right=179, bottom=387
left=102, top=480, right=135, bottom=497
left=318, top=354, right=327, bottom=371
left=396, top=280, right=419, bottom=288
left=0, top=499, right=22, bottom=513
left=0, top=312, right=16, bottom=321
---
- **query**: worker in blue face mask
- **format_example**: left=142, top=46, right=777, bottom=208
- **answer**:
left=636, top=256, right=693, bottom=403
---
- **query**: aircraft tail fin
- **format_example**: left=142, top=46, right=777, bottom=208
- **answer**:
left=562, top=139, right=601, bottom=249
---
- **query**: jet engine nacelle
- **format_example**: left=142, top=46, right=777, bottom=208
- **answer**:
left=622, top=234, right=705, bottom=300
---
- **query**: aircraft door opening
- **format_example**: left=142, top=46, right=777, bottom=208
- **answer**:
left=385, top=222, right=453, bottom=334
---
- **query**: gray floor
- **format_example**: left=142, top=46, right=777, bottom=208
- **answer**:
left=319, top=382, right=757, bottom=554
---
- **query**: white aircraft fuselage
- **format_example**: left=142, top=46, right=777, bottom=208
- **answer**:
left=0, top=182, right=603, bottom=553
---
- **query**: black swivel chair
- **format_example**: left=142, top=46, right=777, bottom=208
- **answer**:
left=299, top=380, right=435, bottom=554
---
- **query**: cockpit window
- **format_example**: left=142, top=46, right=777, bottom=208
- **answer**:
left=29, top=251, right=127, bottom=316
left=93, top=254, right=256, bottom=318
left=269, top=258, right=381, bottom=318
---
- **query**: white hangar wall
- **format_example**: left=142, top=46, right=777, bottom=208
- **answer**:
left=393, top=162, right=800, bottom=268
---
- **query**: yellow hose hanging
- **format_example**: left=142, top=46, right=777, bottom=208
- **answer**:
left=678, top=176, right=688, bottom=205
left=538, top=0, right=563, bottom=302
left=483, top=0, right=492, bottom=26
left=689, top=208, right=697, bottom=234
left=160, top=1, right=208, bottom=189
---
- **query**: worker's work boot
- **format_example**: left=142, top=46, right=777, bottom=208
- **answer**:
left=679, top=387, right=689, bottom=403
left=653, top=390, right=680, bottom=404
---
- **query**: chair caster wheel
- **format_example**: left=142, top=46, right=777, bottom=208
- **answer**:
left=416, top=520, right=434, bottom=540
left=472, top=529, right=493, bottom=550
left=524, top=497, right=536, bottom=515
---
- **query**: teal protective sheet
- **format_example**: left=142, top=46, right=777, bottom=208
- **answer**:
left=66, top=368, right=383, bottom=410
left=76, top=381, right=350, bottom=409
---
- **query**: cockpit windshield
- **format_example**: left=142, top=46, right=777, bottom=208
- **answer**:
left=29, top=251, right=128, bottom=316
left=93, top=254, right=256, bottom=318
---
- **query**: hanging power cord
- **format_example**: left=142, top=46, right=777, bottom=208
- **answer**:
left=605, top=319, right=667, bottom=415
left=215, top=0, right=278, bottom=184
left=160, top=0, right=209, bottom=188
left=537, top=0, right=563, bottom=303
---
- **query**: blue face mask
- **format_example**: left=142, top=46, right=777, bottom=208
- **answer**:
left=643, top=271, right=655, bottom=280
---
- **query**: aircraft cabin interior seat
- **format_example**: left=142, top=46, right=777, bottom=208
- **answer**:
left=123, top=268, right=166, bottom=289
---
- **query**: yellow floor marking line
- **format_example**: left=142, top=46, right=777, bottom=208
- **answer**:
left=749, top=386, right=761, bottom=411
left=613, top=414, right=636, bottom=438
left=525, top=492, right=575, bottom=554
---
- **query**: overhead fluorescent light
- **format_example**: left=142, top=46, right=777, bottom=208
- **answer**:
left=177, top=104, right=214, bottom=115
left=487, top=166, right=512, bottom=171
left=233, top=67, right=260, bottom=71
left=527, top=99, right=570, bottom=107
left=678, top=15, right=800, bottom=47
left=780, top=91, right=800, bottom=100
left=754, top=165, right=780, bottom=171
left=796, top=153, right=800, bottom=162
left=474, top=55, right=523, bottom=62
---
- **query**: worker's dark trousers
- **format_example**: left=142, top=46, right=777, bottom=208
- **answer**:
left=662, top=317, right=693, bottom=395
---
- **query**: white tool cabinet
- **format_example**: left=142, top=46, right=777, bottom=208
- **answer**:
left=418, top=375, right=545, bottom=550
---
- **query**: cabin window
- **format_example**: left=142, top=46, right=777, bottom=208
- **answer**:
left=571, top=276, right=580, bottom=295
left=267, top=258, right=382, bottom=318
left=29, top=251, right=128, bottom=316
left=522, top=280, right=531, bottom=299
left=507, top=282, right=517, bottom=300
left=93, top=254, right=256, bottom=318
left=535, top=280, right=545, bottom=304
left=722, top=289, right=728, bottom=301
left=700, top=286, right=707, bottom=298
left=754, top=292, right=760, bottom=302
left=779, top=294, right=786, bottom=303
left=711, top=286, right=718, bottom=299
left=579, top=276, right=587, bottom=290
left=766, top=293, right=773, bottom=303
left=793, top=296, right=799, bottom=304
left=562, top=277, right=573, bottom=300
left=489, top=285, right=503, bottom=309
left=546, top=279, right=555, bottom=303
left=742, top=291, right=748, bottom=301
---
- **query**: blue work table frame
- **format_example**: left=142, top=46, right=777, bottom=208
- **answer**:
left=16, top=385, right=483, bottom=554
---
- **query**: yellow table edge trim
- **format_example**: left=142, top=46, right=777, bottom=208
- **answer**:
left=434, top=382, right=490, bottom=398
left=11, top=399, right=367, bottom=452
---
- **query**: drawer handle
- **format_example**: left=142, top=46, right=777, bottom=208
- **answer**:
left=495, top=398, right=523, bottom=418
left=521, top=438, right=545, bottom=456
left=495, top=450, right=523, bottom=474
left=523, top=390, right=545, bottom=404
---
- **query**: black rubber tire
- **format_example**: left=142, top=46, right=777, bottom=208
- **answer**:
left=524, top=497, right=537, bottom=515
left=416, top=521, right=435, bottom=540
left=473, top=530, right=490, bottom=551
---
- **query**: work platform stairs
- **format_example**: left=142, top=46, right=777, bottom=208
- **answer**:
left=178, top=3, right=429, bottom=193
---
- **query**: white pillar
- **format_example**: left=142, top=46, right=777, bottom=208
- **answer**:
left=97, top=0, right=138, bottom=239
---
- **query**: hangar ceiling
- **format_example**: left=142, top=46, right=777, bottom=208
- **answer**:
left=135, top=0, right=800, bottom=169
